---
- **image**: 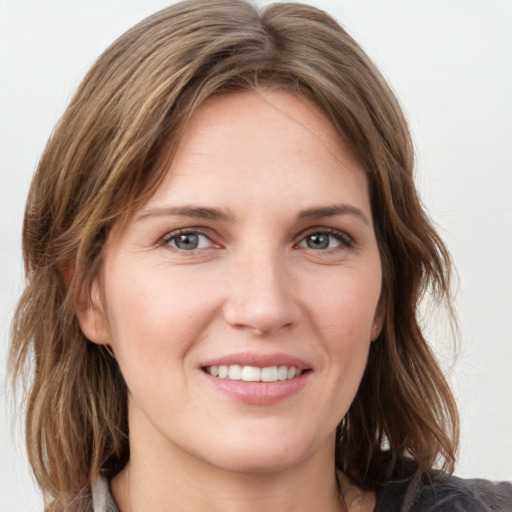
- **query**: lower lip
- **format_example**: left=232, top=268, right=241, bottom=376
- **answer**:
left=202, top=371, right=311, bottom=405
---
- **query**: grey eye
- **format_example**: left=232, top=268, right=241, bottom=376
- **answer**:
left=298, top=230, right=350, bottom=251
left=174, top=233, right=200, bottom=250
left=306, top=233, right=331, bottom=250
left=166, top=232, right=211, bottom=251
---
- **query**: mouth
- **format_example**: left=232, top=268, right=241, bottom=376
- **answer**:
left=200, top=355, right=312, bottom=404
left=203, top=365, right=306, bottom=382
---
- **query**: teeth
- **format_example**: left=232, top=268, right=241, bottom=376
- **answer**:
left=278, top=365, right=288, bottom=381
left=205, top=365, right=303, bottom=382
left=261, top=366, right=278, bottom=382
left=242, top=366, right=261, bottom=381
left=228, top=364, right=242, bottom=380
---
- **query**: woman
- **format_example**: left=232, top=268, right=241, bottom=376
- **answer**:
left=9, top=1, right=511, bottom=510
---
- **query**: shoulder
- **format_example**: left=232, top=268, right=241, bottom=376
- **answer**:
left=375, top=459, right=512, bottom=512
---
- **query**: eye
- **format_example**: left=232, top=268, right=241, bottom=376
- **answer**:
left=297, top=230, right=352, bottom=251
left=163, top=230, right=213, bottom=251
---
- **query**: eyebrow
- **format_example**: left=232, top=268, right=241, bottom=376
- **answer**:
left=298, top=204, right=370, bottom=225
left=137, top=203, right=369, bottom=225
left=137, top=206, right=235, bottom=222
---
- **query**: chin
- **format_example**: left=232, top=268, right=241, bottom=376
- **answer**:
left=195, top=425, right=328, bottom=475
left=208, top=449, right=306, bottom=475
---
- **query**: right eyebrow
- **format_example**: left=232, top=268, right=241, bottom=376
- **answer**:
left=136, top=205, right=235, bottom=222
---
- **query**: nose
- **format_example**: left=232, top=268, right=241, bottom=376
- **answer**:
left=222, top=250, right=299, bottom=336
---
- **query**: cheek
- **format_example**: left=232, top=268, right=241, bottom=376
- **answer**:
left=102, top=275, right=209, bottom=411
left=307, top=270, right=381, bottom=340
left=304, top=266, right=380, bottom=398
left=103, top=265, right=215, bottom=367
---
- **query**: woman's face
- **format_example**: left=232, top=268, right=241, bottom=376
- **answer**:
left=80, top=91, right=383, bottom=474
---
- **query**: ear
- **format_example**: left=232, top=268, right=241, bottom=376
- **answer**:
left=371, top=295, right=386, bottom=341
left=75, top=276, right=110, bottom=345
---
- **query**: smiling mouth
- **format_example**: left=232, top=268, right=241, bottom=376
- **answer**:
left=203, top=365, right=306, bottom=382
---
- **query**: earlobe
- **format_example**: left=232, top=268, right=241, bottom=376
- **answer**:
left=371, top=296, right=386, bottom=342
left=75, top=278, right=110, bottom=346
left=371, top=322, right=382, bottom=342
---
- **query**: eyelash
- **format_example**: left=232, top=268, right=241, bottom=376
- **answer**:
left=160, top=227, right=353, bottom=253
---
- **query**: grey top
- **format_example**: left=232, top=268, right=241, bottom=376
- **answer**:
left=373, top=459, right=512, bottom=511
left=91, top=476, right=118, bottom=512
left=90, top=464, right=512, bottom=512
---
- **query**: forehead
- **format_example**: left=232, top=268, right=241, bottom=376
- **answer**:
left=144, top=90, right=370, bottom=215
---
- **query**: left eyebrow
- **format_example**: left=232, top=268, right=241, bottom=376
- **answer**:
left=298, top=204, right=370, bottom=226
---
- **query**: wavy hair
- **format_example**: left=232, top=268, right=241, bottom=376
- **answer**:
left=10, top=0, right=458, bottom=508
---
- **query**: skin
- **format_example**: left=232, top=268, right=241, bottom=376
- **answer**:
left=78, top=90, right=381, bottom=511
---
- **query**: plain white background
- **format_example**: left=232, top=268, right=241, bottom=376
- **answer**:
left=1, top=1, right=511, bottom=509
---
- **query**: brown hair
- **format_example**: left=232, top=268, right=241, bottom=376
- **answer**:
left=10, top=0, right=458, bottom=507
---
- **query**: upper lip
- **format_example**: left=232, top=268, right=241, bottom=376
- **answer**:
left=201, top=352, right=312, bottom=370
